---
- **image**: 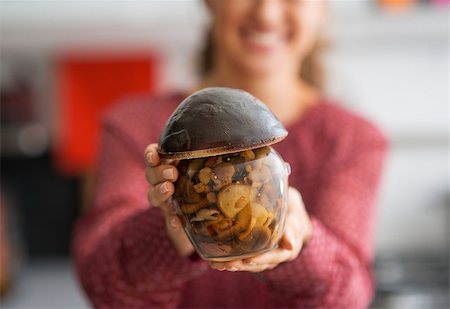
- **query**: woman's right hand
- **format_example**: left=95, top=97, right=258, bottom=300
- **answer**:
left=145, top=143, right=195, bottom=258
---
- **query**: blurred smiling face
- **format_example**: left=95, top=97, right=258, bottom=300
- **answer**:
left=208, top=0, right=326, bottom=77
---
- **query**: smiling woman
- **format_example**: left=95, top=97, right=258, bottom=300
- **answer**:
left=73, top=1, right=388, bottom=308
left=201, top=0, right=325, bottom=91
left=206, top=0, right=323, bottom=77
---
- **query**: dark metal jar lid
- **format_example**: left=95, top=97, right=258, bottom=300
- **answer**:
left=158, top=87, right=288, bottom=160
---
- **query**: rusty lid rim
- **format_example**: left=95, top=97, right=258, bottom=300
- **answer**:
left=158, top=133, right=287, bottom=160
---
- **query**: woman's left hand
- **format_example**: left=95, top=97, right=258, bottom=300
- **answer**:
left=209, top=187, right=313, bottom=272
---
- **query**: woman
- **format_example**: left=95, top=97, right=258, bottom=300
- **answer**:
left=73, top=1, right=388, bottom=308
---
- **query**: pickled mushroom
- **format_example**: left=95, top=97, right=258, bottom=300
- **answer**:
left=212, top=163, right=235, bottom=191
left=217, top=184, right=256, bottom=218
left=176, top=176, right=201, bottom=203
left=211, top=217, right=233, bottom=234
left=190, top=209, right=221, bottom=222
left=251, top=203, right=271, bottom=227
left=239, top=226, right=272, bottom=252
left=180, top=198, right=209, bottom=214
left=215, top=204, right=252, bottom=241
left=240, top=150, right=255, bottom=161
left=187, top=159, right=204, bottom=178
left=199, top=167, right=213, bottom=185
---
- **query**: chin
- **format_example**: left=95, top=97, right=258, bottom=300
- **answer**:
left=236, top=58, right=286, bottom=77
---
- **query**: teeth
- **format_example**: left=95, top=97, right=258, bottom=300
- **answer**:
left=247, top=32, right=279, bottom=46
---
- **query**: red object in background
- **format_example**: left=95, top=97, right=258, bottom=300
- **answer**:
left=377, top=0, right=417, bottom=9
left=55, top=54, right=157, bottom=174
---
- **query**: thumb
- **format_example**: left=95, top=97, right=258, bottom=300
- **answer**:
left=279, top=229, right=295, bottom=250
left=287, top=187, right=304, bottom=214
left=166, top=214, right=184, bottom=231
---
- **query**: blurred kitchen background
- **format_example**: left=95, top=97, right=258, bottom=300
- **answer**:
left=0, top=0, right=448, bottom=308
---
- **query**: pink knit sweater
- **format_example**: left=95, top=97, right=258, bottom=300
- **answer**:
left=73, top=93, right=388, bottom=308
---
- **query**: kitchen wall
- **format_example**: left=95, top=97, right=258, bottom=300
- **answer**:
left=324, top=4, right=449, bottom=256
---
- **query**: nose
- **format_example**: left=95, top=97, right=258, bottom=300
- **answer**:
left=251, top=0, right=285, bottom=29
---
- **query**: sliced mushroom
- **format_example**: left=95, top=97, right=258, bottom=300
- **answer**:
left=212, top=163, right=235, bottom=191
left=261, top=182, right=278, bottom=200
left=235, top=204, right=252, bottom=229
left=206, top=192, right=217, bottom=204
left=191, top=222, right=215, bottom=238
left=239, top=218, right=256, bottom=240
left=211, top=217, right=233, bottom=234
left=248, top=164, right=271, bottom=183
left=240, top=150, right=255, bottom=161
left=204, top=213, right=224, bottom=227
left=217, top=184, right=256, bottom=218
left=254, top=193, right=270, bottom=210
left=199, top=167, right=212, bottom=185
left=254, top=146, right=271, bottom=159
left=239, top=226, right=272, bottom=252
left=263, top=213, right=274, bottom=228
left=204, top=157, right=218, bottom=167
left=175, top=175, right=201, bottom=203
left=187, top=159, right=204, bottom=178
left=215, top=204, right=252, bottom=241
left=251, top=202, right=271, bottom=227
left=180, top=198, right=209, bottom=214
left=190, top=209, right=221, bottom=222
left=197, top=242, right=233, bottom=256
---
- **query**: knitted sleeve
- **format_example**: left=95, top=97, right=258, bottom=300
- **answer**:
left=72, top=108, right=208, bottom=308
left=263, top=118, right=388, bottom=308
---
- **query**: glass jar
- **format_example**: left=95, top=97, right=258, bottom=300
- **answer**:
left=173, top=146, right=290, bottom=262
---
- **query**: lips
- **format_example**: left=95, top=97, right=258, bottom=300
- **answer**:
left=247, top=32, right=279, bottom=46
left=242, top=29, right=286, bottom=52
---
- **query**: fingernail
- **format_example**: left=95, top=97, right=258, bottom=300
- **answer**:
left=285, top=240, right=294, bottom=251
left=285, top=231, right=295, bottom=250
left=169, top=217, right=178, bottom=229
left=160, top=182, right=169, bottom=194
left=146, top=152, right=153, bottom=164
left=247, top=262, right=256, bottom=266
left=162, top=168, right=174, bottom=180
left=228, top=267, right=239, bottom=272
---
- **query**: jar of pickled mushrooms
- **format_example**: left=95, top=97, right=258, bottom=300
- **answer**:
left=158, top=87, right=291, bottom=262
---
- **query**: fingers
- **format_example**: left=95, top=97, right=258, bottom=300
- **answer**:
left=288, top=186, right=303, bottom=202
left=165, top=213, right=182, bottom=230
left=145, top=143, right=177, bottom=167
left=242, top=248, right=294, bottom=266
left=287, top=187, right=304, bottom=214
left=144, top=143, right=160, bottom=167
left=164, top=214, right=193, bottom=255
left=144, top=143, right=179, bottom=207
left=278, top=223, right=301, bottom=250
left=287, top=186, right=313, bottom=242
left=144, top=144, right=194, bottom=257
left=147, top=181, right=175, bottom=207
left=208, top=245, right=297, bottom=272
left=208, top=244, right=293, bottom=272
left=146, top=164, right=179, bottom=185
left=209, top=259, right=278, bottom=273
